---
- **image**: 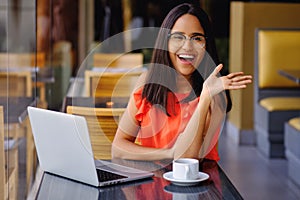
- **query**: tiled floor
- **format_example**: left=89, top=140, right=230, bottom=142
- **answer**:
left=218, top=127, right=300, bottom=200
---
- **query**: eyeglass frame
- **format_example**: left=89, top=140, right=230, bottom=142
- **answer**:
left=167, top=32, right=208, bottom=48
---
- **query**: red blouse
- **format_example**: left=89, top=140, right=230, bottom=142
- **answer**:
left=133, top=88, right=219, bottom=161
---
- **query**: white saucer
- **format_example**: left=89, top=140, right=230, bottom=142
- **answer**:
left=163, top=171, right=209, bottom=186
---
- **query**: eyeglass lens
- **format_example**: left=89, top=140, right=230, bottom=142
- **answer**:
left=169, top=33, right=206, bottom=48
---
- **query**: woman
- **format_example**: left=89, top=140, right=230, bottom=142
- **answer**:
left=112, top=3, right=252, bottom=161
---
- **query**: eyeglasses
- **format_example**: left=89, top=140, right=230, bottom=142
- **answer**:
left=168, top=33, right=207, bottom=49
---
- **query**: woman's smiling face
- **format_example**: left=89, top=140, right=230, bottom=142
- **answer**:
left=168, top=14, right=206, bottom=79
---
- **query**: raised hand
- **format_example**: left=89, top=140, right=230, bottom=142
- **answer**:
left=203, top=64, right=252, bottom=97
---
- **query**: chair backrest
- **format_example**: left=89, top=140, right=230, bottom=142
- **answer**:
left=93, top=53, right=143, bottom=68
left=66, top=106, right=125, bottom=159
left=254, top=28, right=300, bottom=101
left=0, top=105, right=19, bottom=200
left=0, top=53, right=45, bottom=98
left=0, top=53, right=45, bottom=68
left=0, top=106, right=4, bottom=198
left=85, top=70, right=142, bottom=97
left=0, top=71, right=32, bottom=97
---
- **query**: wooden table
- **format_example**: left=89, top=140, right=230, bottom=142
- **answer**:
left=278, top=69, right=300, bottom=85
left=0, top=97, right=37, bottom=124
left=28, top=159, right=243, bottom=200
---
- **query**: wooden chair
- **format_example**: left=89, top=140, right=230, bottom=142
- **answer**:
left=0, top=71, right=32, bottom=97
left=0, top=71, right=32, bottom=141
left=23, top=114, right=38, bottom=196
left=66, top=106, right=125, bottom=160
left=93, top=53, right=143, bottom=68
left=0, top=71, right=37, bottom=196
left=0, top=106, right=18, bottom=200
left=84, top=70, right=142, bottom=98
left=0, top=52, right=47, bottom=102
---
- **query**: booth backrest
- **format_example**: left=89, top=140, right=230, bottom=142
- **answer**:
left=255, top=28, right=300, bottom=100
left=257, top=29, right=300, bottom=88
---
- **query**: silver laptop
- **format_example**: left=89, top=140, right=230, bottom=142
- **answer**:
left=27, top=106, right=153, bottom=187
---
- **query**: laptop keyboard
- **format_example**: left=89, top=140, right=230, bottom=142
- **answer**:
left=96, top=169, right=128, bottom=182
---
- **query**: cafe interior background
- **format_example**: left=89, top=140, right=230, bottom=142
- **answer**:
left=1, top=0, right=300, bottom=199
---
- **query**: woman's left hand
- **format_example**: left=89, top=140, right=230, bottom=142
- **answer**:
left=221, top=67, right=252, bottom=90
left=203, top=64, right=252, bottom=97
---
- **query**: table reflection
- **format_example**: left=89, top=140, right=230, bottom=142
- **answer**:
left=164, top=184, right=209, bottom=200
left=278, top=69, right=300, bottom=85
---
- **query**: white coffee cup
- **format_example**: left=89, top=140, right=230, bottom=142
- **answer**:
left=173, top=158, right=199, bottom=180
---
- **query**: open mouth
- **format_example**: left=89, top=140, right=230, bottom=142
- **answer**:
left=178, top=54, right=195, bottom=63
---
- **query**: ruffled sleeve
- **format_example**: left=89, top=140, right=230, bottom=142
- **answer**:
left=133, top=87, right=151, bottom=123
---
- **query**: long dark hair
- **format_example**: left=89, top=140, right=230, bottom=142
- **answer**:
left=142, top=3, right=232, bottom=114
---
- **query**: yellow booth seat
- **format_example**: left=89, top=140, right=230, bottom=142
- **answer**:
left=289, top=117, right=300, bottom=131
left=284, top=116, right=300, bottom=187
left=260, top=97, right=300, bottom=111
